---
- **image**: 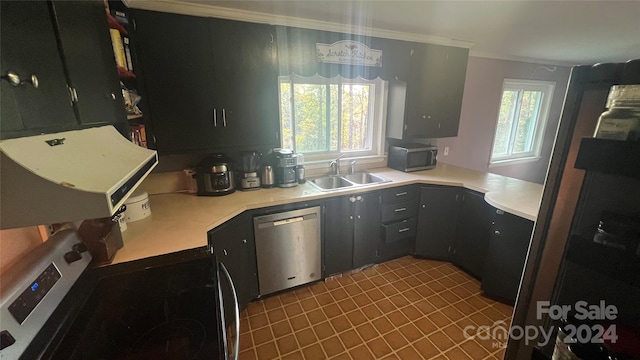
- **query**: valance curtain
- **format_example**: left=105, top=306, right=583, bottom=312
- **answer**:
left=276, top=25, right=393, bottom=81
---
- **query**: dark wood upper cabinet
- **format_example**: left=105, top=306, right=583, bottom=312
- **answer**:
left=133, top=10, right=280, bottom=154
left=1, top=1, right=76, bottom=138
left=53, top=1, right=128, bottom=128
left=133, top=10, right=217, bottom=153
left=0, top=0, right=128, bottom=140
left=387, top=43, right=469, bottom=139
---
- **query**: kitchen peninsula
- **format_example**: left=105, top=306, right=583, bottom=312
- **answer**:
left=115, top=162, right=542, bottom=265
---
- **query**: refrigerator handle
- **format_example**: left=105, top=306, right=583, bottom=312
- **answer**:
left=220, top=262, right=240, bottom=360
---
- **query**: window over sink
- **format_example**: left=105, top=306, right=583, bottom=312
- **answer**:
left=278, top=74, right=386, bottom=165
left=490, top=79, right=555, bottom=166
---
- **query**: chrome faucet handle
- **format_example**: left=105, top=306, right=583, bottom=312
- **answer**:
left=349, top=160, right=357, bottom=175
left=329, top=161, right=339, bottom=175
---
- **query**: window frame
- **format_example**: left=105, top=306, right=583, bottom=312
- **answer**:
left=278, top=74, right=387, bottom=166
left=489, top=79, right=555, bottom=166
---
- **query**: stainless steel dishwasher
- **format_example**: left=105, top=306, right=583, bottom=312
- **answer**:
left=253, top=206, right=321, bottom=296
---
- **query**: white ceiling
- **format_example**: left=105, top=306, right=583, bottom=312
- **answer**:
left=129, top=0, right=640, bottom=66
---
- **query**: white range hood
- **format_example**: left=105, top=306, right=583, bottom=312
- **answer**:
left=0, top=126, right=158, bottom=229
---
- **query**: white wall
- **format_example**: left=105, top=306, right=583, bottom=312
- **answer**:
left=437, top=57, right=571, bottom=184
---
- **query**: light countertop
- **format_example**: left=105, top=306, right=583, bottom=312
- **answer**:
left=113, top=163, right=543, bottom=265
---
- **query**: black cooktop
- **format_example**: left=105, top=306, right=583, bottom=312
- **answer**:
left=23, top=248, right=224, bottom=360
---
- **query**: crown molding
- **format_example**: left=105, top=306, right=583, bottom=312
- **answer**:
left=468, top=50, right=577, bottom=67
left=124, top=0, right=475, bottom=49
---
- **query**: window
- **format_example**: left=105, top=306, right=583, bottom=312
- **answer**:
left=490, top=79, right=555, bottom=165
left=278, top=74, right=386, bottom=164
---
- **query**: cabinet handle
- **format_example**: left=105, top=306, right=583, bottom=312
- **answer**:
left=242, top=239, right=247, bottom=244
left=395, top=192, right=407, bottom=197
left=213, top=108, right=217, bottom=126
left=356, top=196, right=362, bottom=201
left=349, top=197, right=356, bottom=203
left=399, top=227, right=410, bottom=233
left=349, top=215, right=353, bottom=220
left=494, top=230, right=501, bottom=236
left=421, top=204, right=426, bottom=208
left=219, top=262, right=240, bottom=360
left=223, top=249, right=228, bottom=256
left=1, top=71, right=38, bottom=88
left=222, top=108, right=227, bottom=127
left=357, top=215, right=361, bottom=219
left=394, top=207, right=407, bottom=212
left=496, top=209, right=505, bottom=215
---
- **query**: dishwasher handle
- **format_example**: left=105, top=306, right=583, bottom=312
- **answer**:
left=220, top=262, right=240, bottom=360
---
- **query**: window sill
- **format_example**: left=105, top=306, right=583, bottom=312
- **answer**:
left=489, top=156, right=541, bottom=168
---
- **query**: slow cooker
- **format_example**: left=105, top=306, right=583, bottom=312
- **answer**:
left=196, top=154, right=235, bottom=196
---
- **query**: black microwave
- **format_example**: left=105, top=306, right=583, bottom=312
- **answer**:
left=388, top=144, right=438, bottom=172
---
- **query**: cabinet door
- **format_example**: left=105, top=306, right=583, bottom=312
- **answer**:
left=415, top=186, right=461, bottom=259
left=453, top=190, right=492, bottom=278
left=0, top=0, right=76, bottom=139
left=324, top=197, right=354, bottom=276
left=482, top=210, right=534, bottom=303
left=134, top=10, right=218, bottom=154
left=208, top=18, right=280, bottom=149
left=52, top=1, right=128, bottom=132
left=404, top=43, right=468, bottom=138
left=353, top=193, right=381, bottom=269
left=209, top=213, right=258, bottom=325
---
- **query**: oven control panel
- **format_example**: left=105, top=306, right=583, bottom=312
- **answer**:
left=0, top=229, right=91, bottom=358
left=8, top=264, right=62, bottom=325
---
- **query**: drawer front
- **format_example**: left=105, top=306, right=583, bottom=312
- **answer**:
left=381, top=185, right=419, bottom=204
left=382, top=218, right=417, bottom=243
left=381, top=200, right=418, bottom=223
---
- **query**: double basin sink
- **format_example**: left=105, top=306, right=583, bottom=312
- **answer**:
left=308, top=172, right=391, bottom=191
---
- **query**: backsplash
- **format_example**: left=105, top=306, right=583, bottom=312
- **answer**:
left=138, top=157, right=389, bottom=195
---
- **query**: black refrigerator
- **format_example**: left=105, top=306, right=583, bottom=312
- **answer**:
left=506, top=59, right=640, bottom=360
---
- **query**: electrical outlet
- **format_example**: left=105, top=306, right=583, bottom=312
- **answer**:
left=444, top=146, right=449, bottom=156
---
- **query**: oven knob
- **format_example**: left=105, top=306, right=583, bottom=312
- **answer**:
left=72, top=242, right=88, bottom=253
left=64, top=251, right=82, bottom=264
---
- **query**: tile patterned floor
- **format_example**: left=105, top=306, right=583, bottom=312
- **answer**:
left=236, top=256, right=513, bottom=359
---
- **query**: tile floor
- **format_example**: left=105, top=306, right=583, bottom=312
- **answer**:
left=236, top=256, right=513, bottom=359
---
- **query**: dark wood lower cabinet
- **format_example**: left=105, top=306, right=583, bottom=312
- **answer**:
left=415, top=186, right=461, bottom=259
left=379, top=186, right=419, bottom=262
left=453, top=189, right=492, bottom=278
left=482, top=209, right=534, bottom=303
left=323, top=196, right=355, bottom=276
left=324, top=192, right=381, bottom=276
left=208, top=213, right=258, bottom=325
left=353, top=193, right=382, bottom=269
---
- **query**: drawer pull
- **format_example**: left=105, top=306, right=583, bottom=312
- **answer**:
left=398, top=227, right=410, bottom=233
left=395, top=192, right=408, bottom=197
left=394, top=207, right=407, bottom=212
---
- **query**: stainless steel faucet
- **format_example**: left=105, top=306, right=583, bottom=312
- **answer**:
left=329, top=154, right=346, bottom=175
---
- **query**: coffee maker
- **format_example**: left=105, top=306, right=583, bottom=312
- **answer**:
left=275, top=149, right=298, bottom=188
left=239, top=150, right=261, bottom=190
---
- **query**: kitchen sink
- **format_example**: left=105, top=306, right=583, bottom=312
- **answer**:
left=342, top=172, right=389, bottom=185
left=308, top=172, right=391, bottom=191
left=310, top=176, right=354, bottom=190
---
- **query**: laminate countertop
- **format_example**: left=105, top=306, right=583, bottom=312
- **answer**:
left=113, top=163, right=543, bottom=265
